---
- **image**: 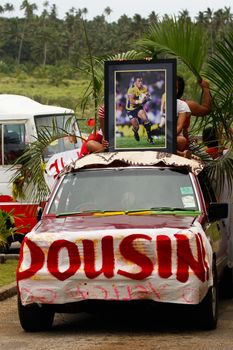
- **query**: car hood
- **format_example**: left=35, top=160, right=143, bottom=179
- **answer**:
left=35, top=214, right=199, bottom=234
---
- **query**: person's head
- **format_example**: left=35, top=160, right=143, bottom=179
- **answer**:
left=134, top=77, right=143, bottom=89
left=176, top=76, right=185, bottom=99
left=202, top=127, right=218, bottom=148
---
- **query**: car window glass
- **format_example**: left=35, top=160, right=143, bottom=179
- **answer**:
left=1, top=123, right=27, bottom=165
left=48, top=168, right=198, bottom=214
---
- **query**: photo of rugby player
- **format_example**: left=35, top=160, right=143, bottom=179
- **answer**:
left=114, top=70, right=166, bottom=149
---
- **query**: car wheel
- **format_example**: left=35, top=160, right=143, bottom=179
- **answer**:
left=18, top=294, right=54, bottom=332
left=198, top=259, right=218, bottom=330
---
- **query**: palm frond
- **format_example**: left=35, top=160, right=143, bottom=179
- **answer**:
left=137, top=17, right=209, bottom=81
left=204, top=32, right=233, bottom=99
left=10, top=118, right=83, bottom=203
left=203, top=149, right=233, bottom=196
left=104, top=50, right=145, bottom=61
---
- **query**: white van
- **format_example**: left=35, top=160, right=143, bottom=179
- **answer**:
left=0, top=94, right=82, bottom=239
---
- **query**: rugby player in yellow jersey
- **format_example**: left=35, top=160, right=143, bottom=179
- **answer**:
left=126, top=77, right=154, bottom=144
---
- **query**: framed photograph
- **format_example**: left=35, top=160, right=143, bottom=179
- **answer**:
left=104, top=59, right=177, bottom=153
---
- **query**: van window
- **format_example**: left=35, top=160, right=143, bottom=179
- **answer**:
left=0, top=123, right=27, bottom=165
left=34, top=114, right=82, bottom=161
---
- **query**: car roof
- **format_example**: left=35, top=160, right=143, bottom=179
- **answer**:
left=60, top=151, right=204, bottom=176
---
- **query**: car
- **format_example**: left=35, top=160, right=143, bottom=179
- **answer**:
left=17, top=151, right=230, bottom=331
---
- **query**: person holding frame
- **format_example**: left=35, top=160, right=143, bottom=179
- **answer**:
left=78, top=105, right=109, bottom=158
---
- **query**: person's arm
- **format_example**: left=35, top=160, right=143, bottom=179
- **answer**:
left=177, top=112, right=187, bottom=135
left=187, top=80, right=212, bottom=117
left=129, top=93, right=144, bottom=106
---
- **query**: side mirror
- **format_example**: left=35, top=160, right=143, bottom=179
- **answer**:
left=37, top=201, right=47, bottom=222
left=208, top=202, right=228, bottom=222
left=37, top=207, right=43, bottom=222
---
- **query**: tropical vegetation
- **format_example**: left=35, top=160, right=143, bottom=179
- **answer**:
left=0, top=3, right=232, bottom=200
left=0, top=209, right=17, bottom=250
left=0, top=3, right=232, bottom=70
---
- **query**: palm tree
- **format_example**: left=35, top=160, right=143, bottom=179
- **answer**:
left=137, top=17, right=208, bottom=81
left=104, top=6, right=112, bottom=18
left=178, top=9, right=191, bottom=22
left=195, top=11, right=206, bottom=25
left=204, top=7, right=214, bottom=55
left=4, top=3, right=14, bottom=13
left=148, top=11, right=159, bottom=25
left=104, top=6, right=112, bottom=21
left=17, top=0, right=38, bottom=64
left=136, top=17, right=233, bottom=192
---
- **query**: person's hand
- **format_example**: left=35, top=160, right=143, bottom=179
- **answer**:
left=199, top=79, right=210, bottom=89
left=102, top=138, right=109, bottom=149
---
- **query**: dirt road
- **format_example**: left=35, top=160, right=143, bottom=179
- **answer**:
left=1, top=295, right=233, bottom=350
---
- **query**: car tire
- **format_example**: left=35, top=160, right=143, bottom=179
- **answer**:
left=198, top=259, right=218, bottom=330
left=18, top=294, right=55, bottom=332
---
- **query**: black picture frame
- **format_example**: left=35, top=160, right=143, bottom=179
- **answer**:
left=104, top=59, right=177, bottom=153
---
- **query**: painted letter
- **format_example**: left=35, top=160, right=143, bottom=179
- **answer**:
left=118, top=234, right=153, bottom=280
left=83, top=236, right=114, bottom=279
left=47, top=240, right=81, bottom=281
left=157, top=235, right=172, bottom=278
left=175, top=233, right=206, bottom=283
left=17, top=238, right=44, bottom=281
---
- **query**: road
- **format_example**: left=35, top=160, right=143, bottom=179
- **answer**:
left=1, top=295, right=233, bottom=350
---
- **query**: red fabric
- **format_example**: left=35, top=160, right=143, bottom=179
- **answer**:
left=79, top=131, right=103, bottom=158
left=206, top=147, right=219, bottom=159
left=87, top=118, right=95, bottom=127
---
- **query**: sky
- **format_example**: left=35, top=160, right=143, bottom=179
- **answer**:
left=3, top=0, right=233, bottom=21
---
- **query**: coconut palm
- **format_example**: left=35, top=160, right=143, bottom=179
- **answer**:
left=137, top=17, right=233, bottom=193
left=17, top=0, right=38, bottom=64
left=10, top=17, right=232, bottom=201
left=136, top=17, right=208, bottom=82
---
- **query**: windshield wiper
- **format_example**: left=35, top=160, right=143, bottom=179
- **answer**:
left=56, top=210, right=126, bottom=217
left=56, top=208, right=200, bottom=217
left=150, top=207, right=197, bottom=211
left=126, top=208, right=200, bottom=214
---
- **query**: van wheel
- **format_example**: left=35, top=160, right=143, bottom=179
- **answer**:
left=18, top=295, right=54, bottom=332
left=198, top=260, right=218, bottom=330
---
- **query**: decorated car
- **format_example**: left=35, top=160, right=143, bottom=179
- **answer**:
left=17, top=151, right=230, bottom=331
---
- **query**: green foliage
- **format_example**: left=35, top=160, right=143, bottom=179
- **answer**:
left=0, top=75, right=89, bottom=113
left=204, top=32, right=233, bottom=102
left=10, top=116, right=85, bottom=202
left=0, top=209, right=16, bottom=248
left=137, top=17, right=209, bottom=81
left=0, top=5, right=232, bottom=67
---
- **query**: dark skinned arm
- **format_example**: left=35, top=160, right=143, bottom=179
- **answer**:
left=186, top=80, right=212, bottom=117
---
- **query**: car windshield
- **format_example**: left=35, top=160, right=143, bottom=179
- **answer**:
left=48, top=167, right=199, bottom=215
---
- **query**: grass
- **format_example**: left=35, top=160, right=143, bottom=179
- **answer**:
left=0, top=75, right=97, bottom=133
left=0, top=259, right=18, bottom=287
left=0, top=75, right=94, bottom=117
left=115, top=135, right=166, bottom=149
